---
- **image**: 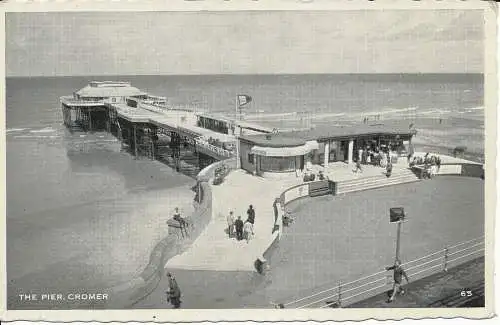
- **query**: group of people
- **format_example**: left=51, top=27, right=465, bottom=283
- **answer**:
left=227, top=205, right=256, bottom=243
left=353, top=146, right=395, bottom=178
left=408, top=153, right=442, bottom=178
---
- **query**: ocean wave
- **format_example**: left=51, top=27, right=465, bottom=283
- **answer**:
left=29, top=127, right=57, bottom=134
left=13, top=135, right=59, bottom=139
left=246, top=112, right=301, bottom=119
left=6, top=128, right=27, bottom=133
left=464, top=106, right=484, bottom=111
left=363, top=107, right=418, bottom=117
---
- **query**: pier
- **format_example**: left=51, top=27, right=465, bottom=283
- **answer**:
left=61, top=83, right=238, bottom=178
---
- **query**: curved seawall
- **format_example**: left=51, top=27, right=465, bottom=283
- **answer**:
left=107, top=182, right=213, bottom=308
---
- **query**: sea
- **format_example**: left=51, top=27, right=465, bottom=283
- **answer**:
left=5, top=74, right=485, bottom=308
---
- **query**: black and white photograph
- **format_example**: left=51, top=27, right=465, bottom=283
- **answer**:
left=1, top=0, right=496, bottom=322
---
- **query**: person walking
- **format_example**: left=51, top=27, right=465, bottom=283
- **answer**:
left=386, top=260, right=409, bottom=303
left=243, top=221, right=254, bottom=243
left=166, top=272, right=182, bottom=308
left=226, top=211, right=235, bottom=238
left=246, top=205, right=255, bottom=225
left=353, top=159, right=363, bottom=173
left=235, top=216, right=244, bottom=241
left=386, top=161, right=393, bottom=178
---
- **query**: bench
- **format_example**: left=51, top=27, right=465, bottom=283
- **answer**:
left=411, top=165, right=431, bottom=179
left=308, top=180, right=331, bottom=197
left=167, top=218, right=190, bottom=238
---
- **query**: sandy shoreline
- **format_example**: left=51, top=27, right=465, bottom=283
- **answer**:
left=6, top=141, right=198, bottom=309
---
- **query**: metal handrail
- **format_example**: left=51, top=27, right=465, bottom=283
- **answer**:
left=447, top=242, right=484, bottom=257
left=338, top=283, right=388, bottom=305
left=400, top=249, right=444, bottom=267
left=447, top=236, right=484, bottom=250
left=194, top=138, right=233, bottom=157
left=282, top=236, right=484, bottom=308
left=448, top=248, right=484, bottom=264
left=405, top=255, right=444, bottom=272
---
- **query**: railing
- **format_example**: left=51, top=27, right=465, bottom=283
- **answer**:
left=60, top=96, right=105, bottom=106
left=282, top=236, right=485, bottom=308
left=197, top=157, right=237, bottom=182
left=194, top=138, right=234, bottom=158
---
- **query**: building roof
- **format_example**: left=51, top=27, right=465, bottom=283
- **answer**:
left=239, top=134, right=306, bottom=148
left=281, top=122, right=416, bottom=141
left=76, top=81, right=147, bottom=98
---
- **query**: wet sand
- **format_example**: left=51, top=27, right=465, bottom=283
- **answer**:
left=7, top=133, right=197, bottom=309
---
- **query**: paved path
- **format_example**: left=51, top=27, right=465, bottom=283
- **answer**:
left=165, top=170, right=301, bottom=271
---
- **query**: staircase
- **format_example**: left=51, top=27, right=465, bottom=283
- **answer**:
left=336, top=168, right=420, bottom=195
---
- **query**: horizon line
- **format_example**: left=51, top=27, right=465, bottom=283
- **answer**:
left=7, top=72, right=485, bottom=78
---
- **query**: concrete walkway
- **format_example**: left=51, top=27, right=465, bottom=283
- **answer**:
left=165, top=170, right=301, bottom=271
left=165, top=153, right=479, bottom=272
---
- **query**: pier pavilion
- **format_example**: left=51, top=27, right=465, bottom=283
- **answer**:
left=238, top=123, right=416, bottom=176
left=61, top=81, right=147, bottom=131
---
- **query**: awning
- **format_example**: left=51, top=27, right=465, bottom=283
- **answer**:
left=251, top=141, right=319, bottom=157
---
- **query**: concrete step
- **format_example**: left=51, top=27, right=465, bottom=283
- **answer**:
left=337, top=177, right=420, bottom=195
left=336, top=174, right=419, bottom=191
left=336, top=169, right=416, bottom=186
left=337, top=174, right=419, bottom=190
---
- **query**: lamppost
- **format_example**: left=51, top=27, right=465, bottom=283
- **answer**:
left=390, top=207, right=407, bottom=262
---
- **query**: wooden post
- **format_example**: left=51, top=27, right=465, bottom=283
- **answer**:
left=88, top=109, right=93, bottom=131
left=443, top=247, right=449, bottom=272
left=337, top=280, right=342, bottom=307
left=133, top=124, right=138, bottom=157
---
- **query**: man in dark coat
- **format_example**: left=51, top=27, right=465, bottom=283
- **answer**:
left=247, top=205, right=255, bottom=225
left=166, top=272, right=182, bottom=308
left=386, top=260, right=409, bottom=303
left=234, top=216, right=244, bottom=241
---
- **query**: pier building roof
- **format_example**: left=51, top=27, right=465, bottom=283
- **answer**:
left=76, top=81, right=147, bottom=98
left=239, top=134, right=306, bottom=148
left=281, top=122, right=416, bottom=141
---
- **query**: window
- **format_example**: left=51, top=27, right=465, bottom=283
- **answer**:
left=248, top=153, right=254, bottom=164
left=260, top=156, right=296, bottom=173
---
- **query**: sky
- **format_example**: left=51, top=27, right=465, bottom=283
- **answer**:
left=6, top=10, right=484, bottom=77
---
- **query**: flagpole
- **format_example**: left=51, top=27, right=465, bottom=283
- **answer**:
left=235, top=95, right=240, bottom=169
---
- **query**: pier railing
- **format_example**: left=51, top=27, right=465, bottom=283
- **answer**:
left=197, top=157, right=237, bottom=182
left=194, top=138, right=234, bottom=158
left=281, top=236, right=485, bottom=308
left=60, top=96, right=105, bottom=106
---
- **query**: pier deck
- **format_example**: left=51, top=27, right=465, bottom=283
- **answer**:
left=108, top=101, right=235, bottom=160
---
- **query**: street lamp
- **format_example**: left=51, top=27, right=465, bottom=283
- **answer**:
left=390, top=207, right=407, bottom=262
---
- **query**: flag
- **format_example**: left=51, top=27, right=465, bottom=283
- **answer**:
left=238, top=94, right=252, bottom=107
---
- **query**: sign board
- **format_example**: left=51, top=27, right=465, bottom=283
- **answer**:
left=390, top=207, right=405, bottom=223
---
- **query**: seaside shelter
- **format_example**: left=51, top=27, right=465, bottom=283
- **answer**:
left=238, top=122, right=416, bottom=174
left=238, top=133, right=319, bottom=176
left=280, top=123, right=416, bottom=167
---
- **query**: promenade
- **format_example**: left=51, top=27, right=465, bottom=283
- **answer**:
left=165, top=160, right=415, bottom=271
left=164, top=151, right=481, bottom=272
left=165, top=169, right=300, bottom=271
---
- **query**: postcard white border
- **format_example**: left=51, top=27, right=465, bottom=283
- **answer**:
left=0, top=0, right=497, bottom=322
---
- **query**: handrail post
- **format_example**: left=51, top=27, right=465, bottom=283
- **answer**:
left=443, top=247, right=449, bottom=272
left=337, top=280, right=342, bottom=308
